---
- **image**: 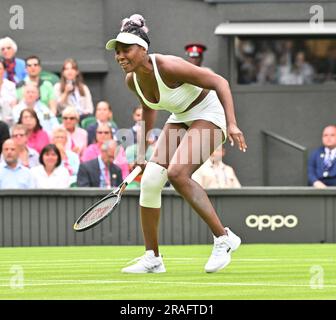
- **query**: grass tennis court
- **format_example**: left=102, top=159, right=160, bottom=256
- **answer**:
left=0, top=244, right=335, bottom=300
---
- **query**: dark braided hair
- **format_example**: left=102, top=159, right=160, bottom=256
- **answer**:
left=120, top=14, right=150, bottom=47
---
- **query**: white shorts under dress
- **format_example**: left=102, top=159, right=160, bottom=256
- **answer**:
left=166, top=90, right=227, bottom=140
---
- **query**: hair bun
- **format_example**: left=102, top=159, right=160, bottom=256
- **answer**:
left=121, top=14, right=149, bottom=33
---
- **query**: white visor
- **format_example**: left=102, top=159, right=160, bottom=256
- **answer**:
left=105, top=32, right=148, bottom=51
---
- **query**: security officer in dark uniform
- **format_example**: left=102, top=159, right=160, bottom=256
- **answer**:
left=184, top=43, right=207, bottom=67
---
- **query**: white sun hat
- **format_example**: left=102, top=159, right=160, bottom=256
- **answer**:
left=105, top=32, right=148, bottom=51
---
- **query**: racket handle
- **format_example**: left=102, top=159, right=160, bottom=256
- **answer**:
left=124, top=165, right=142, bottom=185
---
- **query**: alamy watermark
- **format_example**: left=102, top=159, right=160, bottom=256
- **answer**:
left=309, top=265, right=324, bottom=289
left=9, top=265, right=24, bottom=289
left=9, top=5, right=24, bottom=30
left=117, top=122, right=224, bottom=165
left=309, top=5, right=324, bottom=30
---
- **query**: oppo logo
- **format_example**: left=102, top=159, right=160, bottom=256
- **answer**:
left=245, top=214, right=298, bottom=231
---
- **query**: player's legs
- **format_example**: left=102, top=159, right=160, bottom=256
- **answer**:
left=122, top=123, right=188, bottom=273
left=140, top=123, right=188, bottom=255
left=167, top=119, right=226, bottom=236
left=167, top=120, right=241, bottom=273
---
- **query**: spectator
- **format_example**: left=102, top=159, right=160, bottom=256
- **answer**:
left=77, top=139, right=122, bottom=188
left=322, top=44, right=336, bottom=82
left=308, top=125, right=336, bottom=188
left=276, top=40, right=296, bottom=70
left=115, top=105, right=142, bottom=149
left=0, top=138, right=34, bottom=188
left=16, top=55, right=57, bottom=115
left=17, top=108, right=49, bottom=153
left=54, top=58, right=93, bottom=117
left=184, top=43, right=207, bottom=67
left=130, top=105, right=142, bottom=143
left=61, top=106, right=88, bottom=156
left=290, top=51, right=315, bottom=85
left=0, top=120, right=10, bottom=155
left=125, top=128, right=160, bottom=189
left=276, top=54, right=293, bottom=85
left=0, top=60, right=17, bottom=126
left=31, top=144, right=71, bottom=188
left=125, top=127, right=159, bottom=170
left=192, top=145, right=241, bottom=189
left=238, top=55, right=257, bottom=84
left=86, top=101, right=118, bottom=145
left=256, top=42, right=277, bottom=84
left=13, top=83, right=59, bottom=134
left=0, top=37, right=26, bottom=84
left=81, top=122, right=129, bottom=178
left=236, top=39, right=257, bottom=84
left=51, top=126, right=80, bottom=185
left=10, top=124, right=39, bottom=168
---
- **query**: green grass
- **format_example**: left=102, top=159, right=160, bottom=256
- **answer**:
left=0, top=244, right=335, bottom=300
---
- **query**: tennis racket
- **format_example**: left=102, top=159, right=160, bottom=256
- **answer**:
left=73, top=166, right=142, bottom=232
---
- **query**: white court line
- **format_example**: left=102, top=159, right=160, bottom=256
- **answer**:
left=0, top=258, right=335, bottom=264
left=0, top=279, right=336, bottom=288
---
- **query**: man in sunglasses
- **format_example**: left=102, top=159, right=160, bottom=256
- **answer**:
left=16, top=55, right=57, bottom=116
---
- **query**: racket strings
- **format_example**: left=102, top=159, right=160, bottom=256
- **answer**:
left=77, top=196, right=119, bottom=229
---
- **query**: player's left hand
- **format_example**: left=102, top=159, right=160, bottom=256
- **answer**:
left=227, top=123, right=247, bottom=152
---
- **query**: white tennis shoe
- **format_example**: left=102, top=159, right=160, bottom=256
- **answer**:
left=122, top=250, right=166, bottom=274
left=205, top=227, right=241, bottom=273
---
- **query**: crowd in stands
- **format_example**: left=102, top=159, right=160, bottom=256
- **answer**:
left=0, top=36, right=242, bottom=190
left=2, top=36, right=335, bottom=189
left=236, top=38, right=336, bottom=85
left=0, top=36, right=159, bottom=189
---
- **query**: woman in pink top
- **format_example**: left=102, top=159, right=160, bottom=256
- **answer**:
left=61, top=106, right=88, bottom=156
left=81, top=122, right=129, bottom=178
left=18, top=109, right=49, bottom=153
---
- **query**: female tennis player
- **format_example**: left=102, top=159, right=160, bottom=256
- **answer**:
left=106, top=14, right=247, bottom=273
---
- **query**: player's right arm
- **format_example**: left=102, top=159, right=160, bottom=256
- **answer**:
left=125, top=73, right=157, bottom=165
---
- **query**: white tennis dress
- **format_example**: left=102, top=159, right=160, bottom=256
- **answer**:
left=133, top=54, right=227, bottom=137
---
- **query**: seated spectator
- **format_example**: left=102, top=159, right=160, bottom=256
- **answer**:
left=256, top=42, right=277, bottom=84
left=0, top=37, right=26, bottom=84
left=322, top=44, right=336, bottom=82
left=17, top=108, right=49, bottom=153
left=0, top=120, right=10, bottom=155
left=81, top=123, right=129, bottom=178
left=10, top=124, right=39, bottom=168
left=308, top=125, right=336, bottom=188
left=130, top=105, right=143, bottom=143
left=16, top=55, right=57, bottom=115
left=86, top=101, right=118, bottom=145
left=290, top=51, right=315, bottom=85
left=12, top=83, right=59, bottom=135
left=125, top=127, right=160, bottom=169
left=238, top=55, right=257, bottom=85
left=125, top=128, right=160, bottom=189
left=116, top=105, right=142, bottom=149
left=192, top=145, right=241, bottom=189
left=54, top=58, right=93, bottom=118
left=0, top=138, right=34, bottom=188
left=31, top=144, right=70, bottom=188
left=0, top=60, right=17, bottom=126
left=51, top=126, right=80, bottom=185
left=276, top=54, right=293, bottom=85
left=77, top=140, right=122, bottom=188
left=61, top=106, right=88, bottom=156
